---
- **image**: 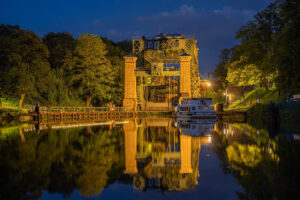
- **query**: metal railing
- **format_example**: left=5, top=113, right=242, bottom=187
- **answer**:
left=23, top=105, right=173, bottom=113
left=39, top=107, right=131, bottom=113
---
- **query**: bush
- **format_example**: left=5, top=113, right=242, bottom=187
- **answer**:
left=247, top=104, right=269, bottom=126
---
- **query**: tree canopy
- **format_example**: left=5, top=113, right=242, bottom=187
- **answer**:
left=213, top=0, right=300, bottom=94
left=0, top=24, right=52, bottom=106
left=0, top=25, right=131, bottom=107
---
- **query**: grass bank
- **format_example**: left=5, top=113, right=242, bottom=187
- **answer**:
left=227, top=88, right=300, bottom=131
left=227, top=87, right=283, bottom=111
left=0, top=97, right=28, bottom=123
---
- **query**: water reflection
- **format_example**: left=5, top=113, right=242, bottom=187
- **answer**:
left=123, top=118, right=215, bottom=191
left=0, top=118, right=299, bottom=199
left=213, top=122, right=300, bottom=200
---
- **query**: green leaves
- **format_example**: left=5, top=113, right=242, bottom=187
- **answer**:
left=1, top=25, right=131, bottom=106
left=0, top=24, right=52, bottom=105
left=226, top=56, right=262, bottom=87
left=69, top=33, right=115, bottom=106
left=215, top=0, right=300, bottom=94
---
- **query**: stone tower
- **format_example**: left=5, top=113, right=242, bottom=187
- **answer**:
left=123, top=55, right=138, bottom=110
left=179, top=53, right=192, bottom=98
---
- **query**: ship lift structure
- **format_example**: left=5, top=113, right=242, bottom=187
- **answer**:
left=123, top=33, right=201, bottom=111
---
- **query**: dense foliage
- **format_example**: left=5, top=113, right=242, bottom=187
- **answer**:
left=0, top=25, right=130, bottom=107
left=213, top=0, right=300, bottom=95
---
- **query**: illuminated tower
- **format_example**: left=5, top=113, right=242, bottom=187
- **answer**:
left=179, top=53, right=192, bottom=98
left=123, top=55, right=138, bottom=110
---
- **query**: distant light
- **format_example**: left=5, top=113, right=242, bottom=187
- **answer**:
left=207, top=82, right=211, bottom=87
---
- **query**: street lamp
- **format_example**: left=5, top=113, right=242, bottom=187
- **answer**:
left=224, top=88, right=229, bottom=105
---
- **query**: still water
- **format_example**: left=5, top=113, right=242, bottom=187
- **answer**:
left=0, top=118, right=299, bottom=200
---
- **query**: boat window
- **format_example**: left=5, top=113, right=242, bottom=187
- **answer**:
left=181, top=124, right=190, bottom=128
left=192, top=107, right=196, bottom=111
left=198, top=126, right=202, bottom=130
left=205, top=106, right=209, bottom=110
left=180, top=107, right=190, bottom=111
left=192, top=125, right=196, bottom=129
left=198, top=106, right=202, bottom=110
left=211, top=106, right=214, bottom=111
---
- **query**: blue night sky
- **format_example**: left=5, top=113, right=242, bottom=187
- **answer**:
left=0, top=0, right=273, bottom=74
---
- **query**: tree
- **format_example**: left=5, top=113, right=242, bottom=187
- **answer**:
left=226, top=56, right=262, bottom=87
left=271, top=0, right=300, bottom=93
left=70, top=33, right=115, bottom=107
left=102, top=38, right=127, bottom=106
left=43, top=32, right=75, bottom=71
left=213, top=48, right=232, bottom=89
left=233, top=2, right=282, bottom=91
left=0, top=24, right=52, bottom=107
left=43, top=32, right=81, bottom=105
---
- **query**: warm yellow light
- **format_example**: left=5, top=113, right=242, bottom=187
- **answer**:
left=207, top=82, right=211, bottom=87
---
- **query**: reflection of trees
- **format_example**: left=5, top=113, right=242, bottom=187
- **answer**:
left=160, top=166, right=181, bottom=190
left=0, top=126, right=125, bottom=199
left=214, top=123, right=300, bottom=200
left=226, top=143, right=275, bottom=175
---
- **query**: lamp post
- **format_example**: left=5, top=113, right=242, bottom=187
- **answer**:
left=199, top=80, right=212, bottom=98
left=223, top=87, right=229, bottom=105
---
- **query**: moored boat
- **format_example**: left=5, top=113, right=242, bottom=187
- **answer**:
left=175, top=98, right=217, bottom=119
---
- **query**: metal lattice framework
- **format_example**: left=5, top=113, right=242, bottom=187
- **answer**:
left=124, top=33, right=201, bottom=110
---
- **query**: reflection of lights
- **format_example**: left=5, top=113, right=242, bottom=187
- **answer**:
left=256, top=130, right=261, bottom=135
left=269, top=147, right=273, bottom=153
left=208, top=135, right=212, bottom=143
left=223, top=128, right=229, bottom=136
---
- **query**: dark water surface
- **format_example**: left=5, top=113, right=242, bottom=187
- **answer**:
left=0, top=118, right=299, bottom=200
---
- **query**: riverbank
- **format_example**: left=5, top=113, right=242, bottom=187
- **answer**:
left=0, top=98, right=28, bottom=123
left=225, top=87, right=300, bottom=131
left=246, top=101, right=300, bottom=132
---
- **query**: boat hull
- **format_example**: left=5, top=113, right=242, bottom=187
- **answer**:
left=175, top=112, right=217, bottom=120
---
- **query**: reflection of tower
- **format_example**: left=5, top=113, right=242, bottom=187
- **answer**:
left=192, top=138, right=202, bottom=180
left=124, top=119, right=138, bottom=174
left=180, top=135, right=192, bottom=174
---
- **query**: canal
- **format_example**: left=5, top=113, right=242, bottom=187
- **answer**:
left=0, top=118, right=299, bottom=199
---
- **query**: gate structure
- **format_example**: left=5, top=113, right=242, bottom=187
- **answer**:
left=123, top=33, right=201, bottom=110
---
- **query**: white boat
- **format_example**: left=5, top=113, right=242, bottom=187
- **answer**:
left=175, top=98, right=217, bottom=119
